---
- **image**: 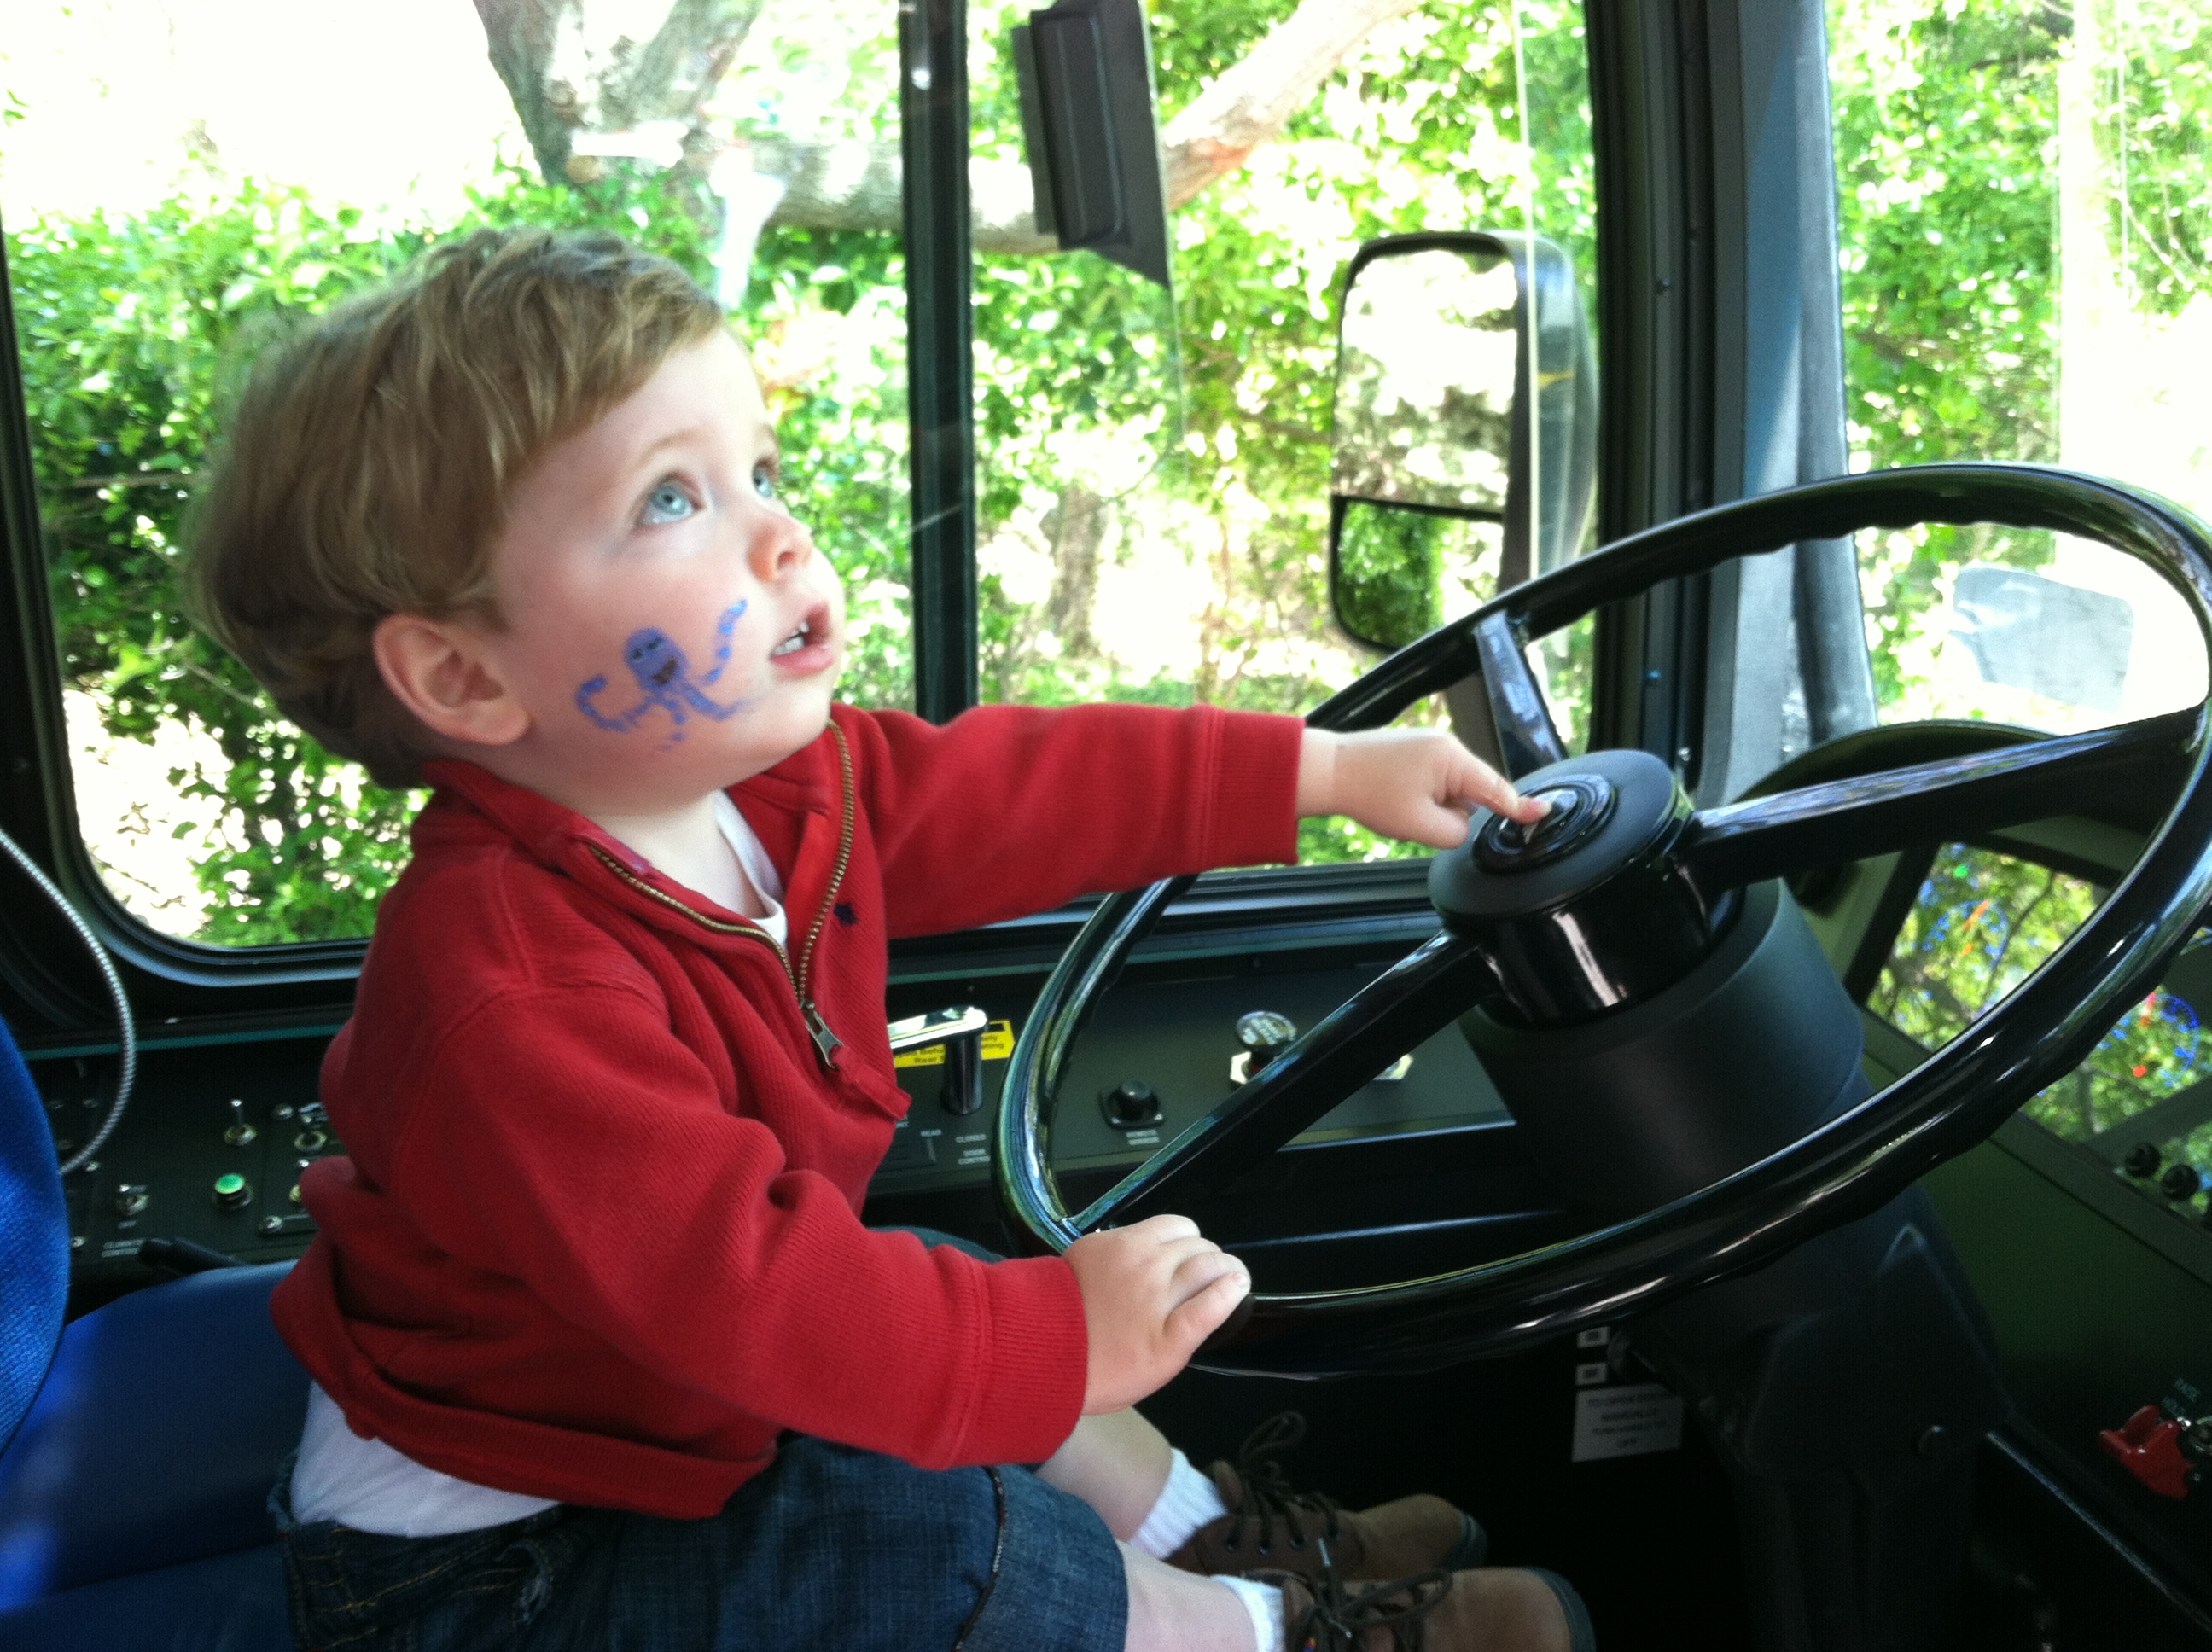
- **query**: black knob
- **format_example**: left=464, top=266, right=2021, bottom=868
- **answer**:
left=1103, top=1081, right=1161, bottom=1128
left=2125, top=1143, right=2164, bottom=1178
left=2162, top=1163, right=2203, bottom=1201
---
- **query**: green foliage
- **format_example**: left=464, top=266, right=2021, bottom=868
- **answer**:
left=12, top=0, right=1598, bottom=939
left=1830, top=0, right=2212, bottom=713
left=964, top=0, right=1538, bottom=736
left=1334, top=503, right=1448, bottom=649
left=11, top=180, right=421, bottom=945
left=6, top=160, right=901, bottom=944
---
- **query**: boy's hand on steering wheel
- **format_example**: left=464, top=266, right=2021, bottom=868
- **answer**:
left=1065, top=1214, right=1250, bottom=1414
left=1296, top=727, right=1546, bottom=851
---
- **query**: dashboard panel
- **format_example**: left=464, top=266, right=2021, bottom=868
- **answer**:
left=26, top=868, right=1563, bottom=1307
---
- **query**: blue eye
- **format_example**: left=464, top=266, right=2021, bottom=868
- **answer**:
left=753, top=462, right=778, bottom=502
left=642, top=480, right=695, bottom=525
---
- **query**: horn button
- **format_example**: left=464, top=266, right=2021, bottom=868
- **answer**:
left=1473, top=776, right=1616, bottom=872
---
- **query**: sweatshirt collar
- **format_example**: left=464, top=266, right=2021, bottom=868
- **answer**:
left=416, top=720, right=841, bottom=921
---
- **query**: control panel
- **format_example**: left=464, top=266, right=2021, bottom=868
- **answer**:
left=30, top=941, right=1522, bottom=1297
left=30, top=1035, right=338, bottom=1291
left=876, top=959, right=1512, bottom=1193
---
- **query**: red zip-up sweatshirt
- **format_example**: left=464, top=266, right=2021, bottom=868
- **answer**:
left=271, top=701, right=1303, bottom=1518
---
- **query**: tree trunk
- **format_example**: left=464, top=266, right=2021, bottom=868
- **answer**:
left=1158, top=0, right=1425, bottom=209
left=475, top=0, right=765, bottom=183
left=2057, top=0, right=2122, bottom=475
left=1043, top=482, right=1108, bottom=655
left=480, top=0, right=1423, bottom=247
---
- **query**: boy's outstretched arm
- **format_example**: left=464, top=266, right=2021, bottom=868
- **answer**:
left=1297, top=726, right=1549, bottom=850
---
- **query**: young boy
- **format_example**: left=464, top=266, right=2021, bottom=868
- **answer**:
left=187, top=227, right=1592, bottom=1652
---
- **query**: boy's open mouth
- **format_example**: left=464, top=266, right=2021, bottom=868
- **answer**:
left=769, top=614, right=815, bottom=659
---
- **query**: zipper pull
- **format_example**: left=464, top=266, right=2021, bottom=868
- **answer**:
left=802, top=998, right=843, bottom=1068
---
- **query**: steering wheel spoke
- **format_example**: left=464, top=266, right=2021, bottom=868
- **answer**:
left=1074, top=931, right=1495, bottom=1230
left=1472, top=613, right=1567, bottom=779
left=1675, top=707, right=2199, bottom=893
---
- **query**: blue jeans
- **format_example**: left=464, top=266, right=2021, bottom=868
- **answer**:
left=272, top=1230, right=1127, bottom=1652
left=271, top=1438, right=1126, bottom=1652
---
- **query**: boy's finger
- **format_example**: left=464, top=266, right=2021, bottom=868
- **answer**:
left=1167, top=1249, right=1248, bottom=1308
left=1165, top=1265, right=1251, bottom=1346
left=1452, top=764, right=1547, bottom=825
left=1130, top=1213, right=1202, bottom=1244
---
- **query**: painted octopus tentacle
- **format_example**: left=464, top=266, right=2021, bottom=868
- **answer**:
left=698, top=600, right=748, bottom=686
left=575, top=676, right=634, bottom=731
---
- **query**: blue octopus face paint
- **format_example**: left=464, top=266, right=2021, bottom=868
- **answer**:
left=575, top=600, right=751, bottom=742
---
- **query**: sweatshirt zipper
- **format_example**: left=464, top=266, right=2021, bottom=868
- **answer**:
left=583, top=721, right=858, bottom=1070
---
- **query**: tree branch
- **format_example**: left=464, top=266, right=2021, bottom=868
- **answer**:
left=1158, top=0, right=1425, bottom=209
left=476, top=0, right=765, bottom=183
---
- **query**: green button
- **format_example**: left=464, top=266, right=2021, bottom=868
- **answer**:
left=213, top=1174, right=246, bottom=1196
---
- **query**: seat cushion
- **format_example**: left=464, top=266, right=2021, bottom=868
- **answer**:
left=0, top=1542, right=293, bottom=1652
left=0, top=1263, right=306, bottom=1607
left=0, top=1015, right=66, bottom=1462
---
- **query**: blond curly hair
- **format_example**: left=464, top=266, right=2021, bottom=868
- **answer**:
left=186, top=226, right=724, bottom=788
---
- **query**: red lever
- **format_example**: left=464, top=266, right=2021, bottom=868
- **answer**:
left=2098, top=1405, right=2195, bottom=1499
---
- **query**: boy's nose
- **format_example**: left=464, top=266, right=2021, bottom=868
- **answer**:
left=749, top=509, right=815, bottom=580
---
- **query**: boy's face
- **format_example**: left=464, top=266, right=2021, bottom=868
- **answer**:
left=471, top=331, right=846, bottom=810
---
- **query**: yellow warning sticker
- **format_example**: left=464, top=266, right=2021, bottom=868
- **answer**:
left=893, top=1020, right=1016, bottom=1068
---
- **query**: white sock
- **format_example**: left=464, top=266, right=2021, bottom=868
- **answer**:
left=1214, top=1575, right=1286, bottom=1652
left=1131, top=1447, right=1232, bottom=1559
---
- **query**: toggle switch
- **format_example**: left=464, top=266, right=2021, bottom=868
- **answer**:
left=2098, top=1405, right=2199, bottom=1498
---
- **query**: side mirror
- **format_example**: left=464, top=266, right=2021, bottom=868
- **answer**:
left=1328, top=233, right=1597, bottom=652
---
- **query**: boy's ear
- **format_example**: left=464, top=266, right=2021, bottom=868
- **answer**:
left=372, top=614, right=529, bottom=748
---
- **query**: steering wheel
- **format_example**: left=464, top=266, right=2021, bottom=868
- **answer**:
left=995, top=463, right=2212, bottom=1376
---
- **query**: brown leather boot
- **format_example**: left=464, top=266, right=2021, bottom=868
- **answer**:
left=1166, top=1413, right=1486, bottom=1581
left=1265, top=1567, right=1593, bottom=1652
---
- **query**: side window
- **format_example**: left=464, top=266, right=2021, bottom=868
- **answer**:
left=1871, top=842, right=2212, bottom=1224
left=4, top=4, right=912, bottom=947
left=965, top=1, right=1598, bottom=863
left=1829, top=1, right=2211, bottom=738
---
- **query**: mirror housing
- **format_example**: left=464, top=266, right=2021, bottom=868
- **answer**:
left=1328, top=232, right=1596, bottom=652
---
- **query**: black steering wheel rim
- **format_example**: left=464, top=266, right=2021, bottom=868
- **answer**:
left=994, top=462, right=2212, bottom=1376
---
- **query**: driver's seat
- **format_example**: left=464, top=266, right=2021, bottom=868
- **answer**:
left=0, top=1011, right=303, bottom=1652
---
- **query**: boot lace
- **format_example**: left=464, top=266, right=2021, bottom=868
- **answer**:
left=1296, top=1568, right=1455, bottom=1652
left=1220, top=1411, right=1344, bottom=1557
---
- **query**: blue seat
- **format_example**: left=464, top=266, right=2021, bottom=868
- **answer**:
left=0, top=1013, right=305, bottom=1650
left=0, top=1014, right=65, bottom=1463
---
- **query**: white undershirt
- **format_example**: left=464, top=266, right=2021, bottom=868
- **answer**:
left=290, top=793, right=788, bottom=1535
